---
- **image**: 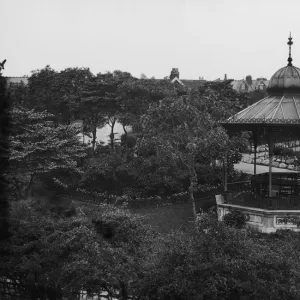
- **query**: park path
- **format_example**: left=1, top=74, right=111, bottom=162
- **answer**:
left=234, top=154, right=298, bottom=175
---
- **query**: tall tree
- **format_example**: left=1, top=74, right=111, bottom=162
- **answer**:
left=118, top=77, right=187, bottom=132
left=7, top=105, right=87, bottom=200
left=194, top=79, right=249, bottom=121
left=27, top=65, right=93, bottom=124
left=0, top=199, right=156, bottom=300
left=139, top=95, right=229, bottom=219
left=79, top=70, right=133, bottom=152
left=0, top=60, right=10, bottom=240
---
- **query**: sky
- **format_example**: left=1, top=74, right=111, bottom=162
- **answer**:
left=2, top=0, right=300, bottom=81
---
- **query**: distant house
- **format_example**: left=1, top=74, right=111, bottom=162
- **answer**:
left=231, top=75, right=269, bottom=94
left=231, top=75, right=269, bottom=104
left=168, top=68, right=206, bottom=89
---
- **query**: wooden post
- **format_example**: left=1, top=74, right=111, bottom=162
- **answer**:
left=269, top=134, right=273, bottom=198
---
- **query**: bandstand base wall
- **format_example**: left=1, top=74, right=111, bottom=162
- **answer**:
left=217, top=201, right=300, bottom=233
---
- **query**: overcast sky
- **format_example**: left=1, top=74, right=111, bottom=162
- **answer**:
left=2, top=0, right=300, bottom=80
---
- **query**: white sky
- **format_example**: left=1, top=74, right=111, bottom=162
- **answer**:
left=2, top=0, right=300, bottom=80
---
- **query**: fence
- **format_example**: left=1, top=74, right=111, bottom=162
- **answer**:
left=0, top=276, right=29, bottom=300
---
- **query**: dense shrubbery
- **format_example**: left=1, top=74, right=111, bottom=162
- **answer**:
left=274, top=145, right=294, bottom=157
left=0, top=199, right=156, bottom=299
left=1, top=65, right=261, bottom=299
left=136, top=210, right=300, bottom=300
left=2, top=202, right=300, bottom=299
left=223, top=209, right=248, bottom=229
left=6, top=67, right=248, bottom=200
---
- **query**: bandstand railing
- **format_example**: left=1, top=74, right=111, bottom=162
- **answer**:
left=223, top=172, right=300, bottom=210
left=224, top=191, right=300, bottom=210
left=227, top=181, right=252, bottom=193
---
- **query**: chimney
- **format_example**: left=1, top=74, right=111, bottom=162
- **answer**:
left=224, top=74, right=227, bottom=80
left=246, top=75, right=252, bottom=85
left=170, top=68, right=179, bottom=80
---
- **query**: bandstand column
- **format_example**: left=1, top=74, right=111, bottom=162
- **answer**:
left=224, top=158, right=228, bottom=192
left=268, top=134, right=274, bottom=198
left=253, top=131, right=258, bottom=175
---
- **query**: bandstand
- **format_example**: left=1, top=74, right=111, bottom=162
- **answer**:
left=217, top=34, right=300, bottom=233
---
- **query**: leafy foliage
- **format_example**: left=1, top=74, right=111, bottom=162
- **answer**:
left=223, top=210, right=248, bottom=229
left=0, top=199, right=156, bottom=299
left=0, top=72, right=10, bottom=240
left=26, top=65, right=94, bottom=124
left=80, top=144, right=136, bottom=195
left=195, top=79, right=248, bottom=120
left=136, top=211, right=300, bottom=300
left=121, top=78, right=187, bottom=129
left=138, top=95, right=230, bottom=217
left=7, top=105, right=87, bottom=199
left=78, top=71, right=133, bottom=151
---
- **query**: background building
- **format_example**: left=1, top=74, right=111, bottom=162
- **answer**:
left=168, top=68, right=206, bottom=89
left=231, top=75, right=269, bottom=104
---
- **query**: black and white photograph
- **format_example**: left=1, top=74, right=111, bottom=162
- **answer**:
left=1, top=0, right=300, bottom=299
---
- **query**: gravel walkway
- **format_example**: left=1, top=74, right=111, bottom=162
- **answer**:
left=234, top=154, right=298, bottom=175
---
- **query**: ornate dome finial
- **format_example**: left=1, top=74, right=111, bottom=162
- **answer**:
left=287, top=32, right=293, bottom=66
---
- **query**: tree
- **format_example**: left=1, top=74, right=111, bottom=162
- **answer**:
left=138, top=95, right=229, bottom=219
left=118, top=77, right=187, bottom=132
left=192, top=80, right=249, bottom=185
left=131, top=138, right=186, bottom=196
left=7, top=105, right=87, bottom=200
left=195, top=79, right=248, bottom=121
left=79, top=70, right=133, bottom=152
left=27, top=65, right=93, bottom=124
left=79, top=144, right=137, bottom=195
left=6, top=80, right=29, bottom=107
left=0, top=198, right=156, bottom=300
left=0, top=63, right=10, bottom=240
left=136, top=211, right=300, bottom=300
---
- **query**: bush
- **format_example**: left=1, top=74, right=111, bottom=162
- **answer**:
left=136, top=212, right=300, bottom=300
left=274, top=145, right=294, bottom=157
left=223, top=209, right=247, bottom=229
left=1, top=199, right=156, bottom=299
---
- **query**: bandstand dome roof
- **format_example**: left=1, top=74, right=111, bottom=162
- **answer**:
left=222, top=34, right=300, bottom=131
left=268, top=65, right=300, bottom=92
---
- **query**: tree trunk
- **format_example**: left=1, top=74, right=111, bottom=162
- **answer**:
left=189, top=171, right=197, bottom=220
left=119, top=281, right=128, bottom=300
left=109, top=118, right=116, bottom=150
left=122, top=124, right=127, bottom=136
left=66, top=116, right=71, bottom=125
left=91, top=127, right=97, bottom=154
left=24, top=173, right=35, bottom=199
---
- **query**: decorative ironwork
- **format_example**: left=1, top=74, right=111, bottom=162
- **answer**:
left=288, top=32, right=293, bottom=66
left=222, top=118, right=300, bottom=124
left=244, top=213, right=251, bottom=222
left=276, top=215, right=300, bottom=227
